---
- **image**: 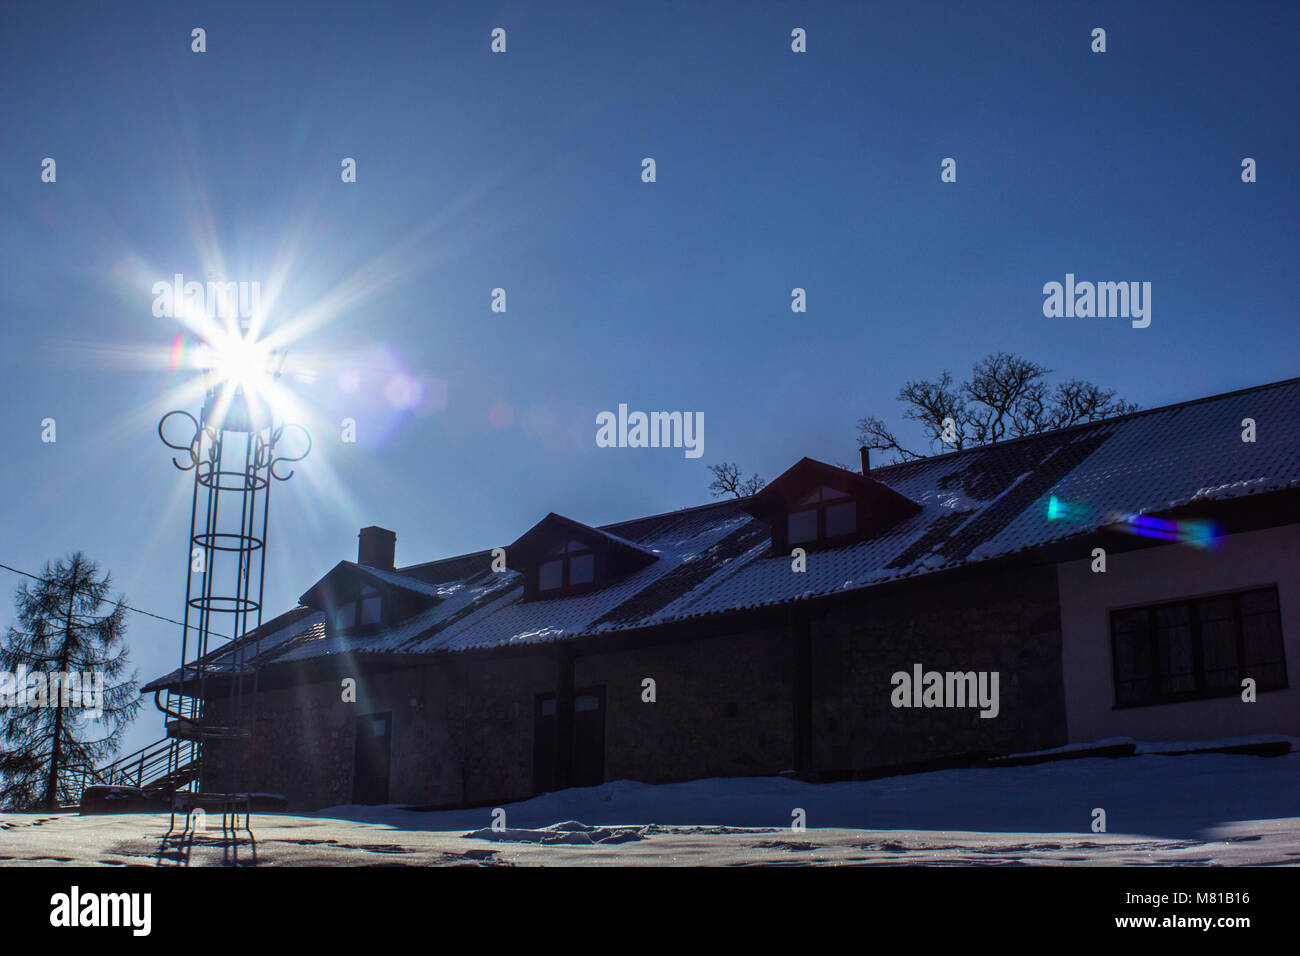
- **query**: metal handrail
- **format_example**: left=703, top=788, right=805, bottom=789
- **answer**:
left=68, top=735, right=198, bottom=806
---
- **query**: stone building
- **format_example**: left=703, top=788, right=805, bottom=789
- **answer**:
left=144, top=377, right=1300, bottom=810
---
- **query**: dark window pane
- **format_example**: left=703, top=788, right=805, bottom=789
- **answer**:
left=1242, top=614, right=1283, bottom=666
left=1239, top=589, right=1279, bottom=616
left=575, top=695, right=600, bottom=712
left=825, top=501, right=856, bottom=537
left=540, top=698, right=557, bottom=717
left=568, top=553, right=595, bottom=586
left=1114, top=631, right=1154, bottom=680
left=333, top=601, right=357, bottom=630
left=1112, top=608, right=1148, bottom=635
left=1200, top=618, right=1239, bottom=689
left=1202, top=668, right=1239, bottom=691
left=1154, top=605, right=1190, bottom=629
left=788, top=509, right=818, bottom=544
left=1250, top=662, right=1287, bottom=690
left=1116, top=679, right=1155, bottom=705
left=1155, top=626, right=1195, bottom=694
left=359, top=596, right=383, bottom=626
left=1113, top=627, right=1156, bottom=705
left=538, top=560, right=563, bottom=591
left=1197, top=598, right=1233, bottom=622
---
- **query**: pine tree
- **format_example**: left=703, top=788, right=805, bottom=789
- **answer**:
left=0, top=553, right=141, bottom=810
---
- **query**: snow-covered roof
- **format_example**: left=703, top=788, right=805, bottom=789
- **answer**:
left=143, top=606, right=326, bottom=692
left=146, top=376, right=1300, bottom=688
left=298, top=560, right=450, bottom=607
left=348, top=562, right=449, bottom=597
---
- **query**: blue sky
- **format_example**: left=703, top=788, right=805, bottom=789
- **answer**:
left=1, top=0, right=1297, bottom=754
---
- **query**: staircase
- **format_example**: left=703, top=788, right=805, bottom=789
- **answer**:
left=70, top=736, right=199, bottom=809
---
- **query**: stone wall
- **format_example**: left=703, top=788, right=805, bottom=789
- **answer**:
left=203, top=678, right=352, bottom=809
left=575, top=626, right=794, bottom=783
left=204, top=652, right=557, bottom=809
left=203, top=562, right=1067, bottom=809
left=811, top=562, right=1067, bottom=772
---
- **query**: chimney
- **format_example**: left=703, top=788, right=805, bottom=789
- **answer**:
left=358, top=526, right=396, bottom=570
left=859, top=446, right=871, bottom=474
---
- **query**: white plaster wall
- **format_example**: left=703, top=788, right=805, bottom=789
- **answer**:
left=1057, top=522, right=1300, bottom=743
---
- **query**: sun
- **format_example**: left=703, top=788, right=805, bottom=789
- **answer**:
left=196, top=329, right=284, bottom=393
left=205, top=334, right=273, bottom=389
left=189, top=328, right=291, bottom=433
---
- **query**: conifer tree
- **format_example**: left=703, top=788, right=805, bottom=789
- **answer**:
left=0, top=554, right=140, bottom=809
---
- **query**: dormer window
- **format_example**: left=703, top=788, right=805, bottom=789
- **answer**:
left=300, top=560, right=445, bottom=635
left=333, top=585, right=384, bottom=632
left=539, top=541, right=595, bottom=594
left=788, top=486, right=857, bottom=544
left=742, top=458, right=922, bottom=555
left=509, top=513, right=659, bottom=600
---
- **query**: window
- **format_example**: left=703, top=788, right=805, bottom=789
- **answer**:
left=787, top=509, right=818, bottom=544
left=825, top=501, right=857, bottom=537
left=537, top=540, right=597, bottom=594
left=538, top=560, right=563, bottom=591
left=786, top=485, right=857, bottom=547
left=358, top=587, right=383, bottom=626
left=333, top=586, right=384, bottom=632
left=1110, top=587, right=1287, bottom=707
left=569, top=552, right=595, bottom=585
left=331, top=601, right=357, bottom=631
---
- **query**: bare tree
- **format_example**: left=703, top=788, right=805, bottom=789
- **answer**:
left=707, top=462, right=766, bottom=499
left=857, top=353, right=1138, bottom=463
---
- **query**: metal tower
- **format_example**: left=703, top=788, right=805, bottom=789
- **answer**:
left=157, top=368, right=309, bottom=833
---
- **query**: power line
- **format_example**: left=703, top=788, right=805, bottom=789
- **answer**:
left=0, top=562, right=230, bottom=640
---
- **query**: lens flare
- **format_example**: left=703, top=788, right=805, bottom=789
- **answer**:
left=1117, top=513, right=1218, bottom=549
left=1046, top=495, right=1087, bottom=521
left=169, top=333, right=185, bottom=371
left=1047, top=495, right=1218, bottom=549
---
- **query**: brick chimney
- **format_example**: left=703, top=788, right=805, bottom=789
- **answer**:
left=358, top=526, right=396, bottom=570
left=859, top=446, right=871, bottom=474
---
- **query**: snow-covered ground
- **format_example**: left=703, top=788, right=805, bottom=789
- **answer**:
left=2, top=742, right=1297, bottom=865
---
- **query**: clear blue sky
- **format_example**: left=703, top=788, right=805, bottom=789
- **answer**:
left=1, top=0, right=1297, bottom=755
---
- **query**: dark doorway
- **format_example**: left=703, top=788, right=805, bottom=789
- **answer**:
left=532, top=695, right=557, bottom=794
left=533, top=685, right=605, bottom=793
left=571, top=687, right=606, bottom=787
left=352, top=712, right=392, bottom=804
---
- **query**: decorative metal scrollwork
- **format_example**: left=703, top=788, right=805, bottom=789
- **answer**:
left=269, top=423, right=311, bottom=481
left=158, top=411, right=200, bottom=471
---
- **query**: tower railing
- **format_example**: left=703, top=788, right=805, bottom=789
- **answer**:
left=156, top=378, right=309, bottom=833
